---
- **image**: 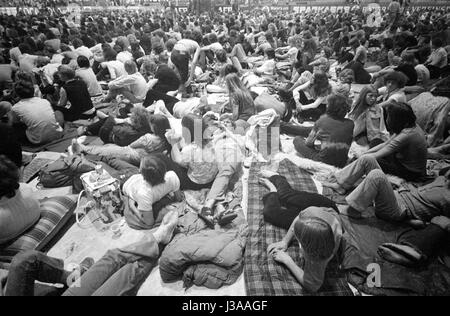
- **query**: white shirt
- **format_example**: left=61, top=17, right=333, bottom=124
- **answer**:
left=123, top=171, right=180, bottom=212
left=102, top=60, right=126, bottom=79
left=116, top=51, right=133, bottom=64
left=108, top=72, right=148, bottom=100
left=76, top=68, right=103, bottom=97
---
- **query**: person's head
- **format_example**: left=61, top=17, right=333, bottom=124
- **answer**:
left=311, top=71, right=331, bottom=97
left=382, top=37, right=394, bottom=51
left=384, top=71, right=408, bottom=91
left=303, top=38, right=317, bottom=54
left=219, top=64, right=238, bottom=78
left=294, top=208, right=336, bottom=261
left=0, top=155, right=20, bottom=200
left=103, top=47, right=117, bottom=61
left=18, top=43, right=32, bottom=55
left=350, top=85, right=378, bottom=119
left=165, top=38, right=177, bottom=52
left=77, top=55, right=90, bottom=69
left=139, top=155, right=167, bottom=186
left=320, top=46, right=333, bottom=59
left=130, top=106, right=152, bottom=134
left=215, top=49, right=228, bottom=63
left=401, top=51, right=416, bottom=65
left=14, top=78, right=35, bottom=99
left=384, top=101, right=417, bottom=134
left=72, top=38, right=84, bottom=49
left=149, top=114, right=171, bottom=139
left=141, top=60, right=157, bottom=77
left=181, top=113, right=206, bottom=146
left=326, top=93, right=350, bottom=120
left=124, top=60, right=138, bottom=75
left=349, top=37, right=360, bottom=49
left=58, top=65, right=76, bottom=82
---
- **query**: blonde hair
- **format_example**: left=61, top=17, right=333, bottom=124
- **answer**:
left=225, top=73, right=254, bottom=108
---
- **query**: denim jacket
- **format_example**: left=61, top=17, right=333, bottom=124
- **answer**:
left=353, top=105, right=389, bottom=145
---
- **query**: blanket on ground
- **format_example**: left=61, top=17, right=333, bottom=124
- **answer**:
left=159, top=187, right=248, bottom=290
left=341, top=215, right=450, bottom=296
left=244, top=158, right=353, bottom=296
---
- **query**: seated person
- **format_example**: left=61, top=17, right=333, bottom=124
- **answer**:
left=55, top=65, right=96, bottom=122
left=377, top=71, right=408, bottom=108
left=72, top=115, right=171, bottom=167
left=75, top=56, right=103, bottom=98
left=167, top=113, right=219, bottom=191
left=354, top=101, right=427, bottom=181
left=294, top=93, right=354, bottom=168
left=309, top=47, right=332, bottom=74
left=104, top=61, right=148, bottom=104
left=11, top=79, right=63, bottom=145
left=207, top=64, right=239, bottom=94
left=348, top=86, right=389, bottom=148
left=79, top=105, right=153, bottom=147
left=324, top=156, right=450, bottom=225
left=292, top=71, right=332, bottom=122
left=0, top=155, right=40, bottom=245
left=425, top=38, right=448, bottom=79
left=372, top=52, right=418, bottom=87
left=98, top=48, right=127, bottom=81
left=2, top=211, right=178, bottom=296
left=224, top=73, right=255, bottom=131
left=254, top=48, right=276, bottom=77
left=123, top=155, right=180, bottom=230
left=143, top=61, right=181, bottom=113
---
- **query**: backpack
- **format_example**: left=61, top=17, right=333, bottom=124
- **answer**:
left=38, top=155, right=97, bottom=190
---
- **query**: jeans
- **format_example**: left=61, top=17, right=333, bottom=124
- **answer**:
left=293, top=136, right=320, bottom=161
left=5, top=251, right=66, bottom=296
left=262, top=175, right=338, bottom=229
left=206, top=144, right=243, bottom=203
left=84, top=144, right=141, bottom=166
left=63, top=236, right=161, bottom=296
left=336, top=156, right=406, bottom=222
left=280, top=122, right=313, bottom=137
left=171, top=49, right=190, bottom=84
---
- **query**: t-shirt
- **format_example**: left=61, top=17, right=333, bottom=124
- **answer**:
left=109, top=72, right=148, bottom=100
left=395, top=64, right=418, bottom=86
left=383, top=125, right=428, bottom=177
left=12, top=97, right=63, bottom=145
left=129, top=133, right=167, bottom=157
left=154, top=64, right=180, bottom=93
left=300, top=207, right=343, bottom=293
left=308, top=115, right=354, bottom=168
left=102, top=61, right=127, bottom=79
left=0, top=184, right=41, bottom=244
left=76, top=68, right=103, bottom=97
left=123, top=171, right=180, bottom=212
left=179, top=143, right=219, bottom=184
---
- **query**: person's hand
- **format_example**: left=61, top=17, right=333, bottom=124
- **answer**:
left=259, top=170, right=279, bottom=178
left=431, top=216, right=450, bottom=231
left=268, top=241, right=288, bottom=254
left=272, top=250, right=292, bottom=265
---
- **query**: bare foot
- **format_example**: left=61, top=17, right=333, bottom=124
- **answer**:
left=153, top=211, right=179, bottom=245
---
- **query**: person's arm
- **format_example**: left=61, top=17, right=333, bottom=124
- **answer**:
left=58, top=87, right=68, bottom=107
left=300, top=96, right=326, bottom=111
left=146, top=78, right=159, bottom=90
left=126, top=196, right=155, bottom=228
left=108, top=75, right=133, bottom=89
left=291, top=77, right=311, bottom=92
left=305, top=127, right=319, bottom=147
left=431, top=216, right=450, bottom=233
left=187, top=46, right=202, bottom=87
left=170, top=142, right=188, bottom=167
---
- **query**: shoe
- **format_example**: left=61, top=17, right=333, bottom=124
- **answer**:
left=218, top=212, right=238, bottom=227
left=198, top=207, right=215, bottom=229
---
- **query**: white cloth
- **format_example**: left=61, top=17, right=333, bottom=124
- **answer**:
left=76, top=68, right=103, bottom=97
left=109, top=72, right=148, bottom=100
left=123, top=172, right=180, bottom=212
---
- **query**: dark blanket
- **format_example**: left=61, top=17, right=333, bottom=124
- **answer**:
left=244, top=159, right=353, bottom=296
left=341, top=215, right=450, bottom=296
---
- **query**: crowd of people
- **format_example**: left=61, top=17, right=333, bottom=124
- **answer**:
left=0, top=0, right=450, bottom=296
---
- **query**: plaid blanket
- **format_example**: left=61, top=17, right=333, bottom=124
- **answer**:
left=244, top=159, right=353, bottom=296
